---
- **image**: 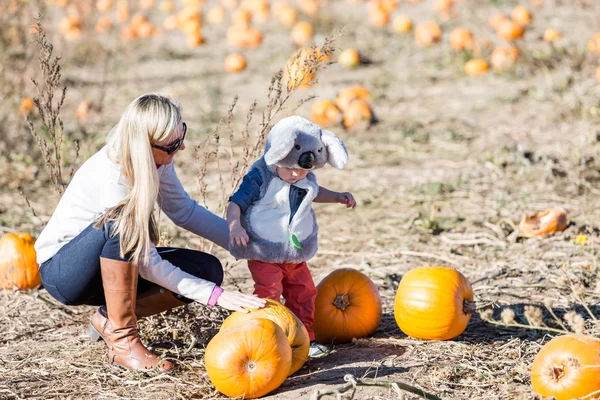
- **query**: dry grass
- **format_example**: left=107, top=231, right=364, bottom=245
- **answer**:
left=2, top=0, right=600, bottom=399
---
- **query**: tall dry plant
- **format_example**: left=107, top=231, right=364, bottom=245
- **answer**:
left=194, top=37, right=337, bottom=252
left=24, top=15, right=79, bottom=198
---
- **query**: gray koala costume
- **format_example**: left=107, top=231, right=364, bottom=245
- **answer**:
left=229, top=116, right=349, bottom=264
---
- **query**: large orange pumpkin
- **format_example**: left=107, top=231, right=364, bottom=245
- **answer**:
left=394, top=266, right=474, bottom=340
left=531, top=335, right=600, bottom=400
left=221, top=298, right=309, bottom=375
left=206, top=318, right=292, bottom=399
left=0, top=233, right=41, bottom=290
left=312, top=268, right=382, bottom=344
left=518, top=208, right=568, bottom=237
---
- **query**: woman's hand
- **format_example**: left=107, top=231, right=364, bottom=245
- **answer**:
left=337, top=192, right=357, bottom=209
left=229, top=221, right=249, bottom=247
left=217, top=290, right=266, bottom=313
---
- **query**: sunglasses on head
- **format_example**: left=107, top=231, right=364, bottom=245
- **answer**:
left=152, top=122, right=187, bottom=155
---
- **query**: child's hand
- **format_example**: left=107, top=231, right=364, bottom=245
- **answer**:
left=337, top=192, right=356, bottom=209
left=229, top=222, right=249, bottom=247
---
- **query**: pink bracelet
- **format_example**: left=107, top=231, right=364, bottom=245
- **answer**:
left=208, top=286, right=224, bottom=306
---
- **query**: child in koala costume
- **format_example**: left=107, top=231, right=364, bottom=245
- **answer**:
left=226, top=116, right=356, bottom=358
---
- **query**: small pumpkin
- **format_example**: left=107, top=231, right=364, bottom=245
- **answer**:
left=335, top=85, right=371, bottom=112
left=311, top=100, right=341, bottom=128
left=531, top=335, right=600, bottom=400
left=284, top=48, right=318, bottom=90
left=415, top=21, right=442, bottom=46
left=206, top=318, right=292, bottom=399
left=186, top=32, right=205, bottom=48
left=291, top=21, right=313, bottom=46
left=488, top=13, right=509, bottom=30
left=0, top=233, right=41, bottom=290
left=277, top=5, right=298, bottom=27
left=224, top=53, right=247, bottom=73
left=337, top=48, right=361, bottom=68
left=221, top=299, right=309, bottom=375
left=496, top=19, right=525, bottom=41
left=227, top=25, right=263, bottom=48
left=449, top=27, right=473, bottom=51
left=394, top=266, right=475, bottom=340
left=464, top=59, right=489, bottom=76
left=511, top=5, right=531, bottom=26
left=19, top=97, right=34, bottom=116
left=519, top=208, right=568, bottom=237
left=490, top=45, right=519, bottom=71
left=232, top=8, right=252, bottom=27
left=392, top=15, right=412, bottom=33
left=343, top=99, right=373, bottom=129
left=587, top=33, right=600, bottom=54
left=434, top=0, right=452, bottom=14
left=367, top=2, right=390, bottom=28
left=312, top=268, right=382, bottom=344
left=543, top=28, right=561, bottom=42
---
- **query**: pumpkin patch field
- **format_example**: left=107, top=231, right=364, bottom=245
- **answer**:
left=2, top=0, right=600, bottom=399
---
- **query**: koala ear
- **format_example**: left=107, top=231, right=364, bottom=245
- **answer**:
left=322, top=129, right=348, bottom=169
left=264, top=125, right=298, bottom=166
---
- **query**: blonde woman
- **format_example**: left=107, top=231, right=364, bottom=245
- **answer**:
left=35, top=94, right=265, bottom=374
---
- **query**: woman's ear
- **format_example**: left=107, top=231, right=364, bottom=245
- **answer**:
left=264, top=127, right=298, bottom=166
left=322, top=129, right=348, bottom=169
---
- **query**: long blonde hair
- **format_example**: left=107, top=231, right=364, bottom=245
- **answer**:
left=96, top=93, right=182, bottom=266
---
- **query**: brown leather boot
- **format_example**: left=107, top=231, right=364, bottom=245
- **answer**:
left=88, top=289, right=189, bottom=342
left=95, top=257, right=174, bottom=374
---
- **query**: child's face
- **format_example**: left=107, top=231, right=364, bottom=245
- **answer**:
left=276, top=167, right=309, bottom=184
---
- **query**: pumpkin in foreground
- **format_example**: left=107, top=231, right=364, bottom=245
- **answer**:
left=206, top=318, right=292, bottom=399
left=531, top=335, right=600, bottom=400
left=394, top=266, right=475, bottom=340
left=0, top=232, right=41, bottom=290
left=312, top=268, right=382, bottom=344
left=221, top=298, right=309, bottom=375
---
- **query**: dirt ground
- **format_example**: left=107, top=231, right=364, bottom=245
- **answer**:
left=2, top=0, right=600, bottom=399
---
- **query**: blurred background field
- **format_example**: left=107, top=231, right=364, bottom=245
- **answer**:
left=2, top=0, right=600, bottom=399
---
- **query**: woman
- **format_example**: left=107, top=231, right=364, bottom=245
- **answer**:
left=35, top=93, right=265, bottom=374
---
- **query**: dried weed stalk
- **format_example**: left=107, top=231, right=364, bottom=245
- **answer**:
left=194, top=37, right=337, bottom=252
left=25, top=15, right=73, bottom=197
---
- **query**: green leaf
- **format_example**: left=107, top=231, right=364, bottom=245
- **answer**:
left=291, top=233, right=303, bottom=250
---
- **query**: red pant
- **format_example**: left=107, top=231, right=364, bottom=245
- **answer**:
left=248, top=260, right=317, bottom=340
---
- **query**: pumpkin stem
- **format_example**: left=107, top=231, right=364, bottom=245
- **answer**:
left=463, top=300, right=477, bottom=314
left=550, top=365, right=564, bottom=382
left=333, top=294, right=351, bottom=311
left=246, top=361, right=257, bottom=373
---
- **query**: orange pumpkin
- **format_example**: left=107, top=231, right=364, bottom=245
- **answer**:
left=343, top=99, right=373, bottom=129
left=311, top=100, right=341, bottom=127
left=312, top=268, right=382, bottom=344
left=337, top=48, right=361, bottom=68
left=0, top=233, right=41, bottom=290
left=464, top=59, right=489, bottom=76
left=284, top=48, right=318, bottom=90
left=434, top=0, right=452, bottom=14
left=232, top=8, right=252, bottom=27
left=277, top=5, right=298, bottom=27
left=543, top=28, right=561, bottom=42
left=206, top=318, right=292, bottom=399
left=367, top=2, right=390, bottom=27
left=488, top=13, right=509, bottom=30
left=392, top=15, right=412, bottom=33
left=291, top=21, right=313, bottom=46
left=221, top=299, right=309, bottom=375
left=224, top=53, right=247, bottom=73
left=496, top=19, right=525, bottom=41
left=19, top=97, right=34, bottom=116
left=449, top=27, right=473, bottom=51
left=186, top=32, right=205, bottom=47
left=415, top=21, right=442, bottom=46
left=299, top=0, right=319, bottom=16
left=511, top=5, right=531, bottom=26
left=227, top=25, right=263, bottom=48
left=490, top=45, right=519, bottom=71
left=335, top=85, right=371, bottom=112
left=519, top=208, right=568, bottom=237
left=587, top=33, right=600, bottom=54
left=394, top=266, right=475, bottom=340
left=531, top=335, right=600, bottom=400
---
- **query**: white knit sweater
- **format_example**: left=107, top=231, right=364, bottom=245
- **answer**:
left=35, top=147, right=229, bottom=305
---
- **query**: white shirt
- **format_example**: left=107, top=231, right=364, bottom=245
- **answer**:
left=35, top=147, right=229, bottom=305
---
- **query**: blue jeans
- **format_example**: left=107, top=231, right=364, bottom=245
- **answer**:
left=39, top=222, right=223, bottom=306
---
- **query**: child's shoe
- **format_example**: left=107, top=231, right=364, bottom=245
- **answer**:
left=308, top=341, right=331, bottom=358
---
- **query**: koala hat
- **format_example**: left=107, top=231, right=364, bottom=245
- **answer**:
left=263, top=116, right=348, bottom=170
